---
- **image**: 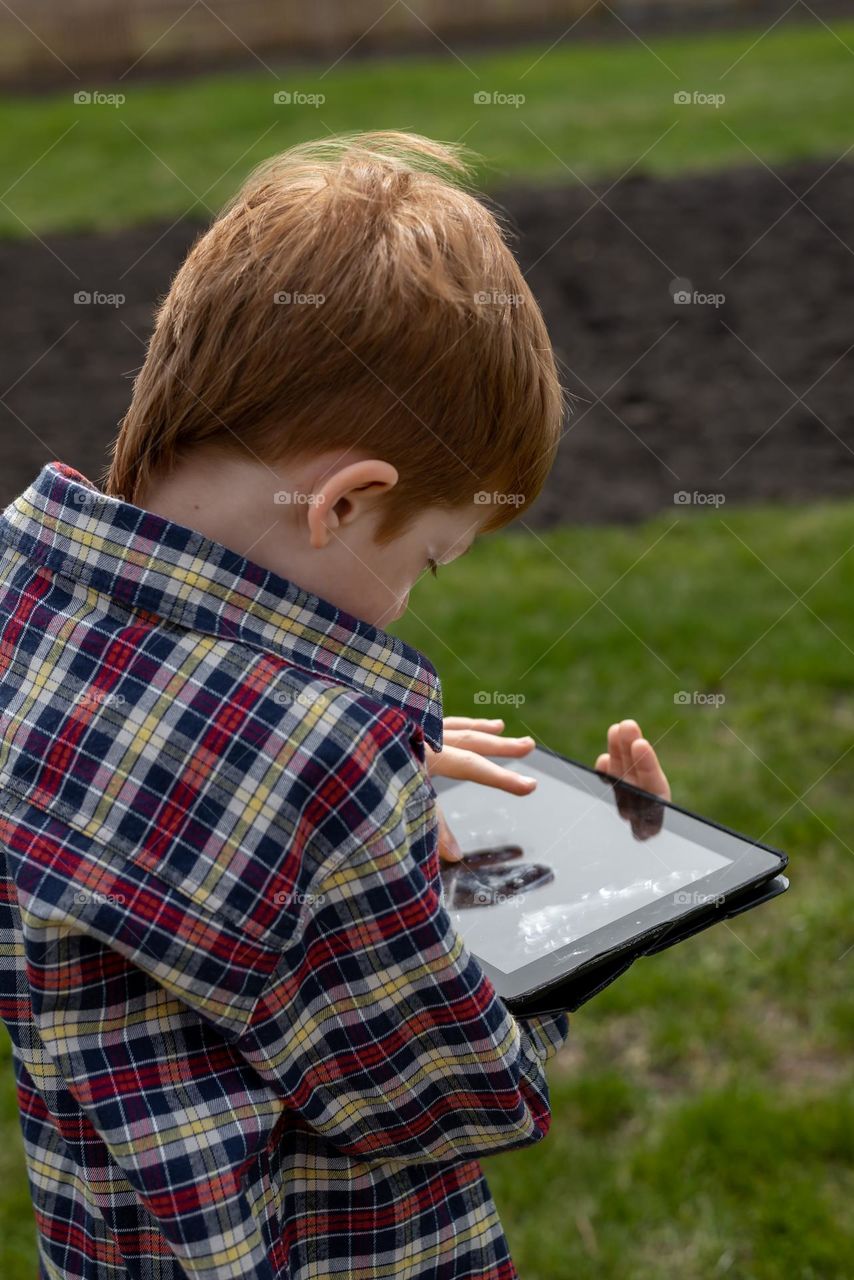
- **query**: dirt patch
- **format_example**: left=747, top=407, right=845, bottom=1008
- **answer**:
left=2, top=157, right=853, bottom=523
left=505, top=156, right=854, bottom=525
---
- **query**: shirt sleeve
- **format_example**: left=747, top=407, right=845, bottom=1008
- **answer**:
left=233, top=711, right=570, bottom=1165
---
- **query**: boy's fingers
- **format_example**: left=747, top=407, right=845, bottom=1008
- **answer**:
left=436, top=807, right=464, bottom=862
left=619, top=719, right=642, bottom=759
left=631, top=737, right=659, bottom=774
left=630, top=738, right=654, bottom=776
left=443, top=729, right=535, bottom=758
left=630, top=738, right=672, bottom=800
left=443, top=717, right=506, bottom=734
left=607, top=723, right=624, bottom=775
left=437, top=810, right=462, bottom=862
left=608, top=719, right=642, bottom=781
left=595, top=752, right=611, bottom=773
left=435, top=748, right=537, bottom=794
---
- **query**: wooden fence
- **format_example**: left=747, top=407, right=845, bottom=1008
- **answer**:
left=0, top=1, right=809, bottom=88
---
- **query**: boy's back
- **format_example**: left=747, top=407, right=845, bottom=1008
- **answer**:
left=3, top=132, right=573, bottom=1280
left=0, top=459, right=568, bottom=1279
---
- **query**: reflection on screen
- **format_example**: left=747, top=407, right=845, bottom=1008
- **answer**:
left=439, top=760, right=732, bottom=975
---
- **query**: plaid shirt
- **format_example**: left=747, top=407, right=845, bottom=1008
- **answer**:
left=0, top=461, right=569, bottom=1280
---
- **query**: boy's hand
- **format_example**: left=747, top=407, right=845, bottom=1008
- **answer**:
left=595, top=719, right=671, bottom=801
left=425, top=717, right=537, bottom=863
left=596, top=719, right=671, bottom=841
left=427, top=717, right=671, bottom=863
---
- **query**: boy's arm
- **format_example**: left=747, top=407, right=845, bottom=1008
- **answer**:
left=234, top=716, right=569, bottom=1166
left=17, top=696, right=566, bottom=1177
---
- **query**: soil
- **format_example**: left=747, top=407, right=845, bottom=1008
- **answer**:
left=1, top=156, right=853, bottom=525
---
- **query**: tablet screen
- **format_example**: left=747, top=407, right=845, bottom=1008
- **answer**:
left=437, top=754, right=733, bottom=976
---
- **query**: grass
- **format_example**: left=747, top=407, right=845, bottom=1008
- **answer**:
left=0, top=19, right=853, bottom=236
left=3, top=498, right=852, bottom=1277
left=390, top=498, right=854, bottom=1280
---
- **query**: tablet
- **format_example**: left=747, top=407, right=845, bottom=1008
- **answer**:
left=433, top=745, right=788, bottom=1015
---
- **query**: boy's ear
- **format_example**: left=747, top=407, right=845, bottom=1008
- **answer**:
left=307, top=460, right=399, bottom=549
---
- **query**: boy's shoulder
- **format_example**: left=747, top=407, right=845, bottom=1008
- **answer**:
left=0, top=600, right=432, bottom=954
left=119, top=623, right=435, bottom=942
left=115, top=618, right=432, bottom=872
left=177, top=619, right=429, bottom=780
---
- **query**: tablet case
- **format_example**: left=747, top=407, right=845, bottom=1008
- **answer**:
left=504, top=873, right=789, bottom=1017
left=437, top=745, right=790, bottom=1017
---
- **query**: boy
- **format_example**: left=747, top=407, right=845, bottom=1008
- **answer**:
left=0, top=132, right=669, bottom=1279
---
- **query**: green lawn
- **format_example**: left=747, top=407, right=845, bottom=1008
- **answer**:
left=392, top=499, right=854, bottom=1280
left=0, top=18, right=853, bottom=236
left=3, top=499, right=852, bottom=1277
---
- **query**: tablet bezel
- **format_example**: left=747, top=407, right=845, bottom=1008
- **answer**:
left=433, top=744, right=788, bottom=1004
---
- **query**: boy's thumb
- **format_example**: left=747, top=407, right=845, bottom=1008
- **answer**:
left=437, top=811, right=464, bottom=861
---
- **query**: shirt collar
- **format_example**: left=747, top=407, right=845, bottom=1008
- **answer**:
left=0, top=461, right=444, bottom=750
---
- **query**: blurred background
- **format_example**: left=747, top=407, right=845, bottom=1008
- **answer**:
left=1, top=2, right=852, bottom=1277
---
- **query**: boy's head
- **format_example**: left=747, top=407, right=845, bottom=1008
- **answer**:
left=106, top=131, right=564, bottom=627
